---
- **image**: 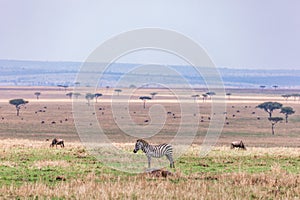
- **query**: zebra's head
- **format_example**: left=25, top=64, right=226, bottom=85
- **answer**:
left=133, top=139, right=148, bottom=153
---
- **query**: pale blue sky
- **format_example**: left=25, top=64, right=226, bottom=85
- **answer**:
left=0, top=0, right=299, bottom=69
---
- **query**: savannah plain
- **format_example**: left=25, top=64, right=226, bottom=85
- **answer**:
left=0, top=86, right=299, bottom=199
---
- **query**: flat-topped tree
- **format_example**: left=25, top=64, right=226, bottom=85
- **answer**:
left=139, top=96, right=151, bottom=109
left=114, top=89, right=122, bottom=96
left=73, top=93, right=81, bottom=99
left=191, top=94, right=199, bottom=102
left=150, top=92, right=158, bottom=99
left=280, top=107, right=295, bottom=123
left=74, top=82, right=80, bottom=87
left=34, top=92, right=41, bottom=100
left=66, top=92, right=73, bottom=99
left=268, top=117, right=283, bottom=135
left=260, top=85, right=266, bottom=91
left=57, top=84, right=68, bottom=92
left=256, top=102, right=282, bottom=117
left=202, top=94, right=208, bottom=102
left=9, top=99, right=29, bottom=116
left=206, top=91, right=216, bottom=100
left=94, top=93, right=103, bottom=103
left=85, top=93, right=95, bottom=106
left=282, top=94, right=291, bottom=102
left=226, top=93, right=232, bottom=100
left=272, top=85, right=278, bottom=90
left=62, top=85, right=68, bottom=92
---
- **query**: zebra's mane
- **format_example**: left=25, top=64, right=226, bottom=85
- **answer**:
left=137, top=139, right=149, bottom=145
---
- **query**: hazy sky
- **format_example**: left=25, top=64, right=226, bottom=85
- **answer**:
left=0, top=0, right=299, bottom=69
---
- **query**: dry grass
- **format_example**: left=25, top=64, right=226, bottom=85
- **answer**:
left=0, top=138, right=81, bottom=150
left=0, top=171, right=299, bottom=199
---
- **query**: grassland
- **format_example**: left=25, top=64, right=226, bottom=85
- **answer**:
left=0, top=86, right=299, bottom=199
left=0, top=139, right=299, bottom=199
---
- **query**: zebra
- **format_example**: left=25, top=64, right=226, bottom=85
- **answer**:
left=50, top=138, right=64, bottom=148
left=133, top=139, right=175, bottom=168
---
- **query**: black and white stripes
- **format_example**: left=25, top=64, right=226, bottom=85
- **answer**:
left=133, top=139, right=175, bottom=168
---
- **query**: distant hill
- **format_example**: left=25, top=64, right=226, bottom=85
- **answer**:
left=0, top=59, right=300, bottom=89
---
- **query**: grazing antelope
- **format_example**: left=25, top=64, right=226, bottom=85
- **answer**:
left=231, top=140, right=246, bottom=150
left=50, top=138, right=64, bottom=148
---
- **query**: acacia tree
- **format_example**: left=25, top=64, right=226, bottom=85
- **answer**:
left=206, top=91, right=216, bottom=100
left=280, top=107, right=295, bottom=123
left=9, top=99, right=29, bottom=116
left=260, top=85, right=266, bottom=92
left=282, top=94, right=291, bottom=102
left=272, top=85, right=278, bottom=90
left=191, top=94, right=199, bottom=102
left=268, top=117, right=283, bottom=135
left=226, top=93, right=232, bottom=100
left=256, top=102, right=282, bottom=117
left=150, top=92, right=158, bottom=99
left=94, top=93, right=103, bottom=103
left=74, top=82, right=80, bottom=87
left=202, top=94, right=208, bottom=102
left=57, top=85, right=68, bottom=92
left=34, top=92, right=41, bottom=100
left=62, top=85, right=68, bottom=92
left=66, top=92, right=73, bottom=99
left=114, top=89, right=122, bottom=96
left=85, top=93, right=95, bottom=106
left=139, top=96, right=151, bottom=109
left=73, top=92, right=81, bottom=99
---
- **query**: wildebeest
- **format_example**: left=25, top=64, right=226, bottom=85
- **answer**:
left=230, top=140, right=246, bottom=150
left=50, top=138, right=64, bottom=148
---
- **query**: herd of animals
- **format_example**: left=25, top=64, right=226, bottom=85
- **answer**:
left=48, top=138, right=246, bottom=169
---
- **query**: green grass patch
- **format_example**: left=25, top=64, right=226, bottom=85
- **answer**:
left=0, top=145, right=299, bottom=187
left=176, top=152, right=300, bottom=175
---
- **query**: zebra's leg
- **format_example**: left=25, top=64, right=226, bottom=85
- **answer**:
left=170, top=161, right=175, bottom=168
left=147, top=156, right=151, bottom=168
left=166, top=155, right=175, bottom=168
